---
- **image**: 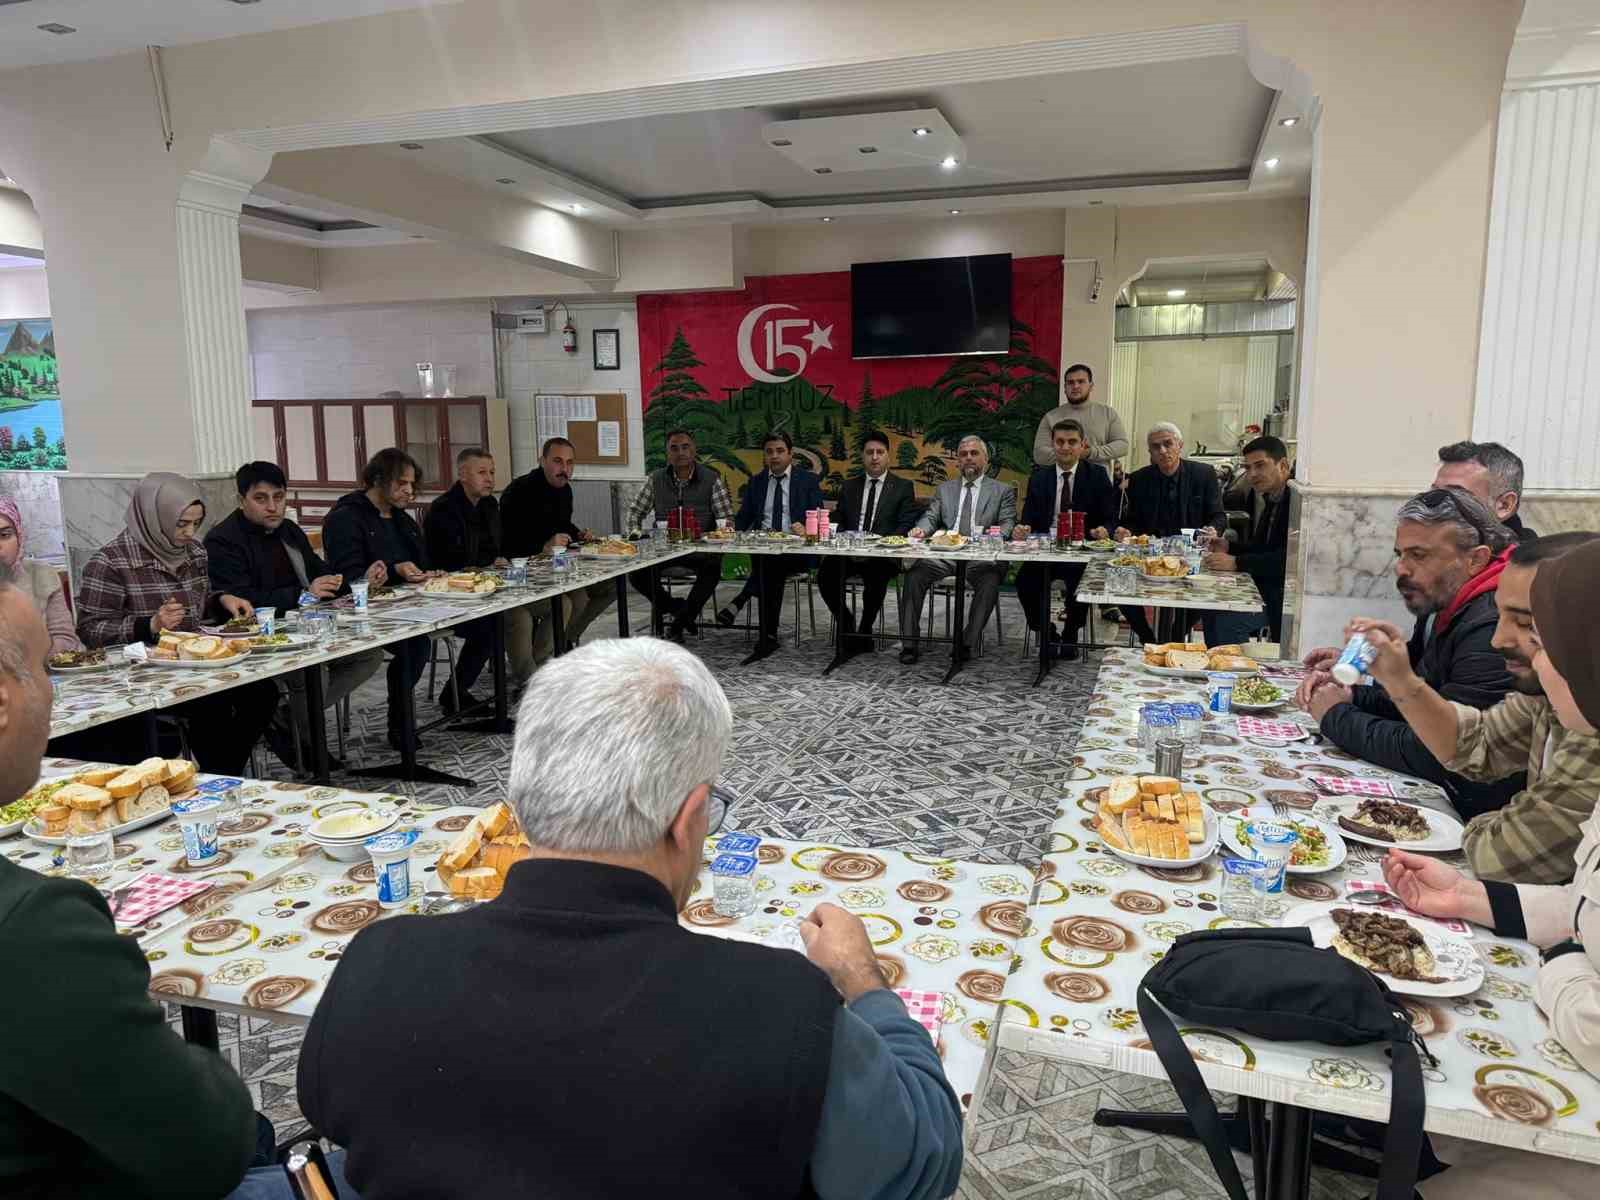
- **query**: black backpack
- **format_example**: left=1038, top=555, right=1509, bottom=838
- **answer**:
left=1138, top=926, right=1434, bottom=1200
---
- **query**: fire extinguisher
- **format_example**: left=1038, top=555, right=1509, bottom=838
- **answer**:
left=561, top=318, right=577, bottom=354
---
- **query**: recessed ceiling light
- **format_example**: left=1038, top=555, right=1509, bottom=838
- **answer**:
left=399, top=142, right=425, bottom=151
left=820, top=216, right=833, bottom=223
left=1166, top=288, right=1187, bottom=299
left=912, top=127, right=931, bottom=137
left=770, top=139, right=792, bottom=147
left=570, top=203, right=583, bottom=213
left=37, top=22, right=76, bottom=34
left=495, top=178, right=516, bottom=184
left=940, top=156, right=959, bottom=169
left=227, top=0, right=265, bottom=5
left=1087, top=199, right=1104, bottom=206
left=948, top=209, right=961, bottom=215
left=1278, top=116, right=1299, bottom=127
left=1263, top=157, right=1280, bottom=170
left=858, top=146, right=878, bottom=154
left=813, top=167, right=833, bottom=175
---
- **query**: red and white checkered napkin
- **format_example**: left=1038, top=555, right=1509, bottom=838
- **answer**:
left=1343, top=881, right=1473, bottom=936
left=894, top=989, right=947, bottom=1047
left=111, top=873, right=213, bottom=929
left=1235, top=716, right=1307, bottom=740
left=1258, top=663, right=1308, bottom=680
left=1311, top=775, right=1398, bottom=798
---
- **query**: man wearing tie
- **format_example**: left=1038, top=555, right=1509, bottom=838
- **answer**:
left=899, top=435, right=1016, bottom=665
left=728, top=431, right=824, bottom=662
left=1201, top=435, right=1292, bottom=645
left=818, top=430, right=916, bottom=660
left=1013, top=420, right=1119, bottom=660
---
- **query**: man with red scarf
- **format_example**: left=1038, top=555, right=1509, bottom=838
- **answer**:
left=1298, top=487, right=1524, bottom=820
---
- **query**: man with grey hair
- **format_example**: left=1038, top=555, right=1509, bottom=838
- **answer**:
left=1299, top=486, right=1523, bottom=819
left=1434, top=440, right=1536, bottom=541
left=900, top=435, right=1016, bottom=664
left=296, top=638, right=965, bottom=1200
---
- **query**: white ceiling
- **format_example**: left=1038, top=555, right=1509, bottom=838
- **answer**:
left=367, top=53, right=1296, bottom=223
left=0, top=0, right=463, bottom=71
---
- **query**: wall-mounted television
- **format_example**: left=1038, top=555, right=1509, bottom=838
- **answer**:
left=851, top=253, right=1012, bottom=360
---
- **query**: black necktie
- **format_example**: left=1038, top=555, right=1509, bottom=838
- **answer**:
left=863, top=478, right=879, bottom=532
left=768, top=475, right=784, bottom=530
left=1060, top=469, right=1074, bottom=513
left=1257, top=496, right=1275, bottom=539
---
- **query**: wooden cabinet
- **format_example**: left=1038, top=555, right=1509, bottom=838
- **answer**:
left=252, top=397, right=492, bottom=490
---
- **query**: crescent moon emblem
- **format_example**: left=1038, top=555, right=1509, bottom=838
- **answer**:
left=736, top=303, right=798, bottom=384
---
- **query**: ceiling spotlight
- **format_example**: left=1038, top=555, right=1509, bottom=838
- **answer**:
left=226, top=0, right=265, bottom=5
left=570, top=203, right=584, bottom=212
left=813, top=167, right=833, bottom=175
left=770, top=139, right=792, bottom=147
left=495, top=178, right=516, bottom=184
left=1278, top=116, right=1299, bottom=127
left=939, top=155, right=959, bottom=169
left=820, top=216, right=833, bottom=223
left=912, top=127, right=931, bottom=137
left=1087, top=199, right=1104, bottom=206
left=858, top=146, right=878, bottom=154
left=1263, top=157, right=1280, bottom=170
left=948, top=209, right=961, bottom=215
left=37, top=22, right=77, bottom=34
left=1166, top=288, right=1187, bottom=299
left=399, top=142, right=425, bottom=151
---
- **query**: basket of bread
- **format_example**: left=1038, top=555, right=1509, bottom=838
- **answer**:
left=435, top=801, right=530, bottom=900
left=1093, top=775, right=1217, bottom=866
left=928, top=531, right=969, bottom=550
left=1141, top=642, right=1260, bottom=675
left=582, top=536, right=639, bottom=558
left=147, top=631, right=250, bottom=666
left=423, top=571, right=500, bottom=597
left=1139, top=555, right=1190, bottom=579
left=27, top=757, right=196, bottom=843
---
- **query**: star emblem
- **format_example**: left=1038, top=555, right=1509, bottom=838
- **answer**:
left=803, top=322, right=834, bottom=354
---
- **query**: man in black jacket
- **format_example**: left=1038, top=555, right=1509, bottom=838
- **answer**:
left=1201, top=435, right=1292, bottom=644
left=1116, top=422, right=1227, bottom=645
left=1434, top=440, right=1537, bottom=542
left=818, top=431, right=916, bottom=660
left=425, top=447, right=507, bottom=714
left=499, top=437, right=614, bottom=676
left=1013, top=420, right=1119, bottom=659
left=323, top=448, right=433, bottom=753
left=1299, top=487, right=1524, bottom=820
left=206, top=461, right=383, bottom=771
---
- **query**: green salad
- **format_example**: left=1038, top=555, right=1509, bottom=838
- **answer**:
left=1, top=778, right=69, bottom=825
left=1232, top=676, right=1283, bottom=705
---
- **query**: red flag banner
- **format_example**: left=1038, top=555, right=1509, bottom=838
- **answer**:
left=637, top=255, right=1063, bottom=498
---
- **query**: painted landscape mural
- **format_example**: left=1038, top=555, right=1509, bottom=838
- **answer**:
left=637, top=256, right=1063, bottom=503
left=0, top=319, right=64, bottom=471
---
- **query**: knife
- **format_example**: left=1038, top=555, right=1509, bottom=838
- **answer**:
left=139, top=842, right=320, bottom=949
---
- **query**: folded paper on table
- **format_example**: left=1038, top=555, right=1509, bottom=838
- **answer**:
left=111, top=873, right=213, bottom=928
left=894, top=988, right=947, bottom=1048
left=1311, top=776, right=1398, bottom=798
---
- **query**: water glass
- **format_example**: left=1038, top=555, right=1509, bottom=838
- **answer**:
left=1219, top=857, right=1264, bottom=921
left=66, top=831, right=113, bottom=879
left=651, top=523, right=668, bottom=549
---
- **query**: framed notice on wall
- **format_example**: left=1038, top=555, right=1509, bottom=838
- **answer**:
left=535, top=393, right=628, bottom=464
left=592, top=329, right=620, bottom=371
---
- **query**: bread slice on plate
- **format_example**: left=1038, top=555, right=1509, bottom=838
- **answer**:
left=1097, top=816, right=1130, bottom=852
left=1167, top=650, right=1211, bottom=671
left=116, top=783, right=171, bottom=824
left=60, top=783, right=114, bottom=812
left=1181, top=793, right=1206, bottom=843
left=73, top=766, right=121, bottom=788
left=65, top=806, right=116, bottom=836
left=163, top=759, right=198, bottom=793
left=1103, top=777, right=1142, bottom=815
left=479, top=802, right=514, bottom=840
left=179, top=635, right=223, bottom=661
left=449, top=866, right=502, bottom=899
left=1139, top=776, right=1181, bottom=796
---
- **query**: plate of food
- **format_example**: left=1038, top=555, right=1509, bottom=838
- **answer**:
left=207, top=616, right=261, bottom=638
left=1118, top=534, right=1154, bottom=549
left=142, top=632, right=251, bottom=667
left=927, top=532, right=969, bottom=550
left=422, top=571, right=500, bottom=599
left=1313, top=797, right=1464, bottom=853
left=434, top=800, right=530, bottom=901
left=47, top=648, right=110, bottom=673
left=1284, top=903, right=1484, bottom=997
left=23, top=758, right=193, bottom=845
left=1093, top=775, right=1219, bottom=868
left=878, top=535, right=910, bottom=547
left=1, top=776, right=77, bottom=836
left=1223, top=814, right=1346, bottom=874
left=1084, top=538, right=1119, bottom=552
left=1230, top=674, right=1286, bottom=710
left=1140, top=555, right=1191, bottom=579
left=1107, top=554, right=1145, bottom=568
left=580, top=537, right=640, bottom=558
left=701, top=528, right=736, bottom=542
left=1140, top=643, right=1262, bottom=677
left=245, top=632, right=315, bottom=653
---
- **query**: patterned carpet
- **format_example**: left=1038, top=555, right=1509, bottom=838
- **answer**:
left=169, top=583, right=1370, bottom=1199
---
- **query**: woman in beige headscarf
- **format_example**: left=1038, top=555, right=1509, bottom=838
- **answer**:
left=0, top=496, right=80, bottom=655
left=73, top=472, right=277, bottom=775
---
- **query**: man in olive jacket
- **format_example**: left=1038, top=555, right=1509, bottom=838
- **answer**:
left=0, top=583, right=259, bottom=1199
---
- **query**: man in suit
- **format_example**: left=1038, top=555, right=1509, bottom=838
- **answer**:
left=1201, top=434, right=1293, bottom=644
left=818, top=430, right=917, bottom=660
left=1116, top=422, right=1228, bottom=645
left=899, top=435, right=1016, bottom=665
left=1013, top=420, right=1119, bottom=660
left=728, top=430, right=825, bottom=662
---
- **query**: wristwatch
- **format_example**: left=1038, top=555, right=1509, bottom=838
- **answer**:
left=1541, top=939, right=1585, bottom=965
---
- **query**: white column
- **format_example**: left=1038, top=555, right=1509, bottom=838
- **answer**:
left=1243, top=335, right=1278, bottom=435
left=176, top=198, right=254, bottom=473
left=1108, top=340, right=1139, bottom=468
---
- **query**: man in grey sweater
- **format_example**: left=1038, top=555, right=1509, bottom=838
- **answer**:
left=1032, top=363, right=1130, bottom=469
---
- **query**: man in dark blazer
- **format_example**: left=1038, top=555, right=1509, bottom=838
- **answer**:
left=1116, top=422, right=1227, bottom=646
left=425, top=446, right=506, bottom=714
left=1014, top=419, right=1119, bottom=659
left=1202, top=434, right=1293, bottom=644
left=818, top=430, right=917, bottom=659
left=727, top=431, right=825, bottom=661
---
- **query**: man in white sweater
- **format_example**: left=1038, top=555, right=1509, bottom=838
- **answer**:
left=1031, top=363, right=1130, bottom=469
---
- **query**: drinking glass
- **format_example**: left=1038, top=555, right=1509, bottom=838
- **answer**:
left=66, top=831, right=113, bottom=879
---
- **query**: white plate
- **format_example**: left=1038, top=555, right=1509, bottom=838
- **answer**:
left=927, top=540, right=971, bottom=552
left=1283, top=903, right=1485, bottom=998
left=420, top=588, right=501, bottom=602
left=1230, top=699, right=1286, bottom=712
left=1222, top=815, right=1347, bottom=875
left=47, top=659, right=113, bottom=674
left=0, top=817, right=26, bottom=838
left=1310, top=798, right=1465, bottom=853
left=577, top=546, right=641, bottom=559
left=1138, top=661, right=1213, bottom=680
left=244, top=635, right=317, bottom=654
left=24, top=806, right=174, bottom=846
left=1102, top=804, right=1221, bottom=870
left=203, top=625, right=262, bottom=639
left=135, top=649, right=253, bottom=669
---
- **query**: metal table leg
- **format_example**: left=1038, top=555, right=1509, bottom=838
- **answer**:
left=451, top=610, right=515, bottom=735
left=615, top=573, right=631, bottom=637
left=181, top=1005, right=220, bottom=1051
left=1264, top=1102, right=1313, bottom=1200
left=1033, top=566, right=1054, bottom=687
left=741, top=554, right=775, bottom=665
left=303, top=663, right=330, bottom=784
left=350, top=641, right=473, bottom=787
left=942, top=561, right=968, bottom=684
left=823, top=558, right=850, bottom=675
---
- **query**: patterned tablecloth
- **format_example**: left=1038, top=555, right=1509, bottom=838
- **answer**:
left=996, top=649, right=1600, bottom=1163
left=1074, top=559, right=1265, bottom=614
left=46, top=546, right=692, bottom=740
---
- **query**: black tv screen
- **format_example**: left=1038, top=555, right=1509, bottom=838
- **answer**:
left=851, top=253, right=1012, bottom=359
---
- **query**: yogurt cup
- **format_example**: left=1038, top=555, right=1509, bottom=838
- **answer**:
left=365, top=829, right=421, bottom=908
left=1242, top=820, right=1298, bottom=894
left=349, top=581, right=370, bottom=611
left=1331, top=633, right=1376, bottom=686
left=173, top=797, right=225, bottom=866
left=1205, top=672, right=1236, bottom=714
left=715, top=832, right=761, bottom=856
left=256, top=607, right=277, bottom=636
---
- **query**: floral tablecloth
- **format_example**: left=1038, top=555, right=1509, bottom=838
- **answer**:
left=996, top=650, right=1600, bottom=1162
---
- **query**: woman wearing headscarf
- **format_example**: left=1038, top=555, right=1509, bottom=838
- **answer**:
left=0, top=496, right=80, bottom=655
left=1381, top=536, right=1600, bottom=1199
left=75, top=473, right=278, bottom=775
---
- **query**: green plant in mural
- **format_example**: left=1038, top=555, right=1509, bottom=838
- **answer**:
left=641, top=327, right=748, bottom=479
left=920, top=319, right=1058, bottom=477
left=895, top=440, right=918, bottom=470
left=919, top=454, right=949, bottom=487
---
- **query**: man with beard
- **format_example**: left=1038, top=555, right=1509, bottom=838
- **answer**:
left=1031, top=363, right=1129, bottom=470
left=1298, top=487, right=1524, bottom=821
left=1322, top=532, right=1600, bottom=883
left=1433, top=440, right=1537, bottom=542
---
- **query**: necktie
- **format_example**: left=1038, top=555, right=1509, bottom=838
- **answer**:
left=862, top=478, right=879, bottom=533
left=1257, top=496, right=1275, bottom=539
left=1059, top=468, right=1074, bottom=514
left=957, top=482, right=975, bottom=536
left=768, top=474, right=784, bottom=531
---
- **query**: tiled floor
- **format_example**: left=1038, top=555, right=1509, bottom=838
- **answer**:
left=171, top=585, right=1370, bottom=1198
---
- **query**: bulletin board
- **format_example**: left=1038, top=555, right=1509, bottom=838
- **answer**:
left=533, top=393, right=629, bottom=466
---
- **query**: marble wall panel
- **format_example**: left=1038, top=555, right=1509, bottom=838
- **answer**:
left=56, top=473, right=237, bottom=584
left=0, top=470, right=64, bottom=562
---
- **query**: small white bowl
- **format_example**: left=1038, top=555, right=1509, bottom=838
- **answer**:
left=308, top=809, right=398, bottom=860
